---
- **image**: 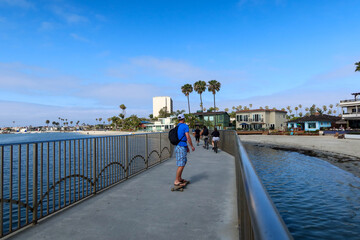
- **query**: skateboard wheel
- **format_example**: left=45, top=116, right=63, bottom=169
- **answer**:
left=180, top=188, right=184, bottom=192
left=171, top=188, right=174, bottom=191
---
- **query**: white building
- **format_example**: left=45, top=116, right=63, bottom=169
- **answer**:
left=339, top=92, right=360, bottom=129
left=145, top=117, right=175, bottom=132
left=153, top=96, right=173, bottom=117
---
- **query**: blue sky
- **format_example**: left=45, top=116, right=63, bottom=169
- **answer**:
left=0, top=0, right=359, bottom=126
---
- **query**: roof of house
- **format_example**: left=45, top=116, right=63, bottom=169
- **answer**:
left=193, top=111, right=230, bottom=116
left=236, top=109, right=287, bottom=113
left=287, top=114, right=341, bottom=123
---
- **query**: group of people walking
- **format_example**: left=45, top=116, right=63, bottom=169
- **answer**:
left=173, top=114, right=220, bottom=187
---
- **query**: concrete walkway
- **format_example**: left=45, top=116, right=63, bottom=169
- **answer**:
left=11, top=144, right=239, bottom=240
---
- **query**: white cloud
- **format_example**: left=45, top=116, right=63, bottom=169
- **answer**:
left=39, top=21, right=54, bottom=31
left=51, top=5, right=88, bottom=24
left=0, top=0, right=33, bottom=8
left=107, top=56, right=210, bottom=82
left=0, top=100, right=145, bottom=127
left=0, top=62, right=82, bottom=95
left=70, top=33, right=90, bottom=42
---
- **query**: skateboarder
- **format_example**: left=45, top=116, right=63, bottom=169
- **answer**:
left=174, top=114, right=195, bottom=187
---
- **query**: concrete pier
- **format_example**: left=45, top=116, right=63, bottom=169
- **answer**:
left=11, top=144, right=239, bottom=240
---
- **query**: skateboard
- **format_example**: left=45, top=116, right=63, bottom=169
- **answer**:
left=171, top=181, right=190, bottom=192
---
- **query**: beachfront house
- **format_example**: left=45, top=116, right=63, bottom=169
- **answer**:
left=339, top=92, right=360, bottom=129
left=236, top=109, right=287, bottom=130
left=145, top=117, right=175, bottom=132
left=193, top=111, right=230, bottom=130
left=287, top=114, right=341, bottom=131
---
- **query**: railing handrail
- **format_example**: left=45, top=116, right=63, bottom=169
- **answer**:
left=0, top=132, right=172, bottom=238
left=219, top=130, right=292, bottom=240
left=236, top=135, right=292, bottom=240
left=0, top=132, right=167, bottom=147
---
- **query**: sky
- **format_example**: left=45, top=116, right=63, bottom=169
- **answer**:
left=0, top=0, right=359, bottom=127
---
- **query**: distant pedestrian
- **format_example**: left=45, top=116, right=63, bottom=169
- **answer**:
left=194, top=126, right=201, bottom=146
left=174, top=114, right=195, bottom=186
left=211, top=127, right=220, bottom=149
left=200, top=125, right=209, bottom=149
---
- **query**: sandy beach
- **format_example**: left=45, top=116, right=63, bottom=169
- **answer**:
left=77, top=130, right=146, bottom=136
left=239, top=135, right=360, bottom=178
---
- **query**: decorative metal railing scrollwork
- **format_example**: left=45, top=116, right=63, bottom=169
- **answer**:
left=0, top=132, right=172, bottom=237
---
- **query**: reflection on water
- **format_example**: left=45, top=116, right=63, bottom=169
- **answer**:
left=244, top=143, right=360, bottom=240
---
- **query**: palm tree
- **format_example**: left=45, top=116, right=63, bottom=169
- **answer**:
left=193, top=80, right=207, bottom=112
left=294, top=107, right=298, bottom=116
left=207, top=80, right=221, bottom=111
left=207, top=80, right=221, bottom=127
left=224, top=108, right=229, bottom=112
left=355, top=61, right=360, bottom=72
left=181, top=84, right=193, bottom=114
left=249, top=104, right=252, bottom=109
left=298, top=104, right=302, bottom=116
left=120, top=104, right=126, bottom=118
left=322, top=105, right=327, bottom=113
left=45, top=120, right=50, bottom=127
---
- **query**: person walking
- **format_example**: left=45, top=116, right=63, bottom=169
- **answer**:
left=200, top=125, right=209, bottom=149
left=174, top=114, right=195, bottom=186
left=194, top=126, right=201, bottom=146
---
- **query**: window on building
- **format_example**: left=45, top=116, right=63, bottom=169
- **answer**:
left=244, top=115, right=248, bottom=121
left=204, top=116, right=209, bottom=121
left=209, top=116, right=214, bottom=121
left=308, top=123, right=316, bottom=129
left=253, top=114, right=260, bottom=122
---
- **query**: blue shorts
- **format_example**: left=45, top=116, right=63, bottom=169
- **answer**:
left=175, top=145, right=187, bottom=167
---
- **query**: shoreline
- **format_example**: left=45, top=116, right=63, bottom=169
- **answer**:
left=239, top=135, right=360, bottom=178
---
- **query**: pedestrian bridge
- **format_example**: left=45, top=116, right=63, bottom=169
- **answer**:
left=1, top=131, right=292, bottom=239
left=11, top=143, right=238, bottom=240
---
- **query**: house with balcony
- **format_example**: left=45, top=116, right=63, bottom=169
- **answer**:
left=193, top=111, right=230, bottom=130
left=287, top=114, right=341, bottom=131
left=145, top=117, right=175, bottom=132
left=339, top=92, right=360, bottom=129
left=236, top=109, right=287, bottom=130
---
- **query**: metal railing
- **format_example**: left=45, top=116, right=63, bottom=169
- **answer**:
left=0, top=132, right=172, bottom=238
left=219, top=130, right=293, bottom=240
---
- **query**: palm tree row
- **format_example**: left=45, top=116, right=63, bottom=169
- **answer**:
left=283, top=103, right=341, bottom=119
left=181, top=80, right=221, bottom=114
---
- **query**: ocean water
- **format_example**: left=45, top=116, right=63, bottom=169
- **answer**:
left=0, top=132, right=92, bottom=145
left=244, top=143, right=360, bottom=240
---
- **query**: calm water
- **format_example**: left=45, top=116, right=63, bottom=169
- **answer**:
left=0, top=132, right=92, bottom=145
left=244, top=143, right=360, bottom=240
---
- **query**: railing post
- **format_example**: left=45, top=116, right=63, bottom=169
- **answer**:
left=125, top=135, right=129, bottom=179
left=159, top=133, right=162, bottom=162
left=32, top=143, right=38, bottom=224
left=92, top=139, right=97, bottom=194
left=0, top=146, right=4, bottom=237
left=145, top=134, right=148, bottom=169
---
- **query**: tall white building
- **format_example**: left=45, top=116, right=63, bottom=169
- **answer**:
left=153, top=96, right=173, bottom=117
